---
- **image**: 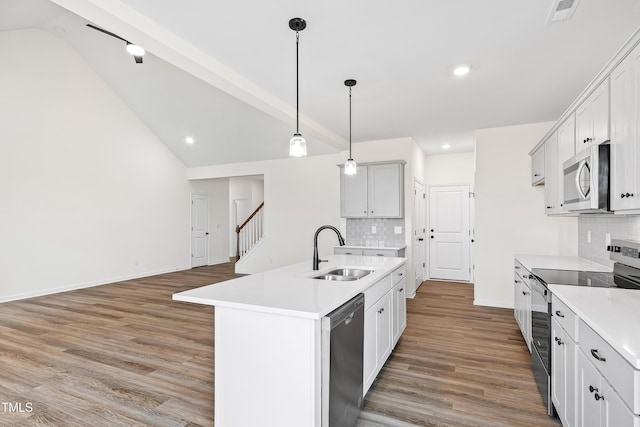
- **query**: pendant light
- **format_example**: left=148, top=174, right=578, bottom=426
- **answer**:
left=344, top=79, right=357, bottom=175
left=289, top=18, right=307, bottom=157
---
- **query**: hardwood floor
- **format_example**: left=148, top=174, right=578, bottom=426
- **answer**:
left=357, top=280, right=560, bottom=427
left=0, top=266, right=559, bottom=426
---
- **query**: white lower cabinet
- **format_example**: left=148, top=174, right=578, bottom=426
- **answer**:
left=363, top=291, right=391, bottom=394
left=363, top=263, right=407, bottom=396
left=392, top=278, right=407, bottom=347
left=514, top=260, right=532, bottom=352
left=577, top=349, right=639, bottom=427
left=552, top=318, right=577, bottom=427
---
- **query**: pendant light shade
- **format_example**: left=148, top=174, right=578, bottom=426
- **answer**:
left=344, top=79, right=357, bottom=175
left=289, top=18, right=307, bottom=157
left=289, top=133, right=307, bottom=157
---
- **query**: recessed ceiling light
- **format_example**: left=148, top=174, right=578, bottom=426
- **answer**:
left=185, top=136, right=195, bottom=144
left=442, top=144, right=451, bottom=149
left=453, top=65, right=472, bottom=77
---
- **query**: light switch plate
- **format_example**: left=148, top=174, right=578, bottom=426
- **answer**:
left=371, top=225, right=377, bottom=234
left=394, top=226, right=402, bottom=234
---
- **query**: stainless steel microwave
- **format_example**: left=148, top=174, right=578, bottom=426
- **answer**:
left=562, top=143, right=610, bottom=212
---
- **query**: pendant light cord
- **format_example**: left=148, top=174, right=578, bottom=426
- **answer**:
left=349, top=86, right=352, bottom=158
left=296, top=32, right=300, bottom=134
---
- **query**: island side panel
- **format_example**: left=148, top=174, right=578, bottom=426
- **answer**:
left=214, top=306, right=322, bottom=427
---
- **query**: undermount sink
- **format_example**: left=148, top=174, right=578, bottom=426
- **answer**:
left=311, top=268, right=373, bottom=281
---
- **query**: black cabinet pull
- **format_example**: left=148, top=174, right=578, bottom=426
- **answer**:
left=622, top=193, right=626, bottom=198
left=515, top=266, right=521, bottom=269
left=594, top=393, right=604, bottom=401
left=555, top=310, right=564, bottom=318
left=591, top=349, right=606, bottom=362
left=589, top=385, right=598, bottom=393
left=399, top=288, right=404, bottom=292
left=534, top=174, right=540, bottom=177
left=555, top=337, right=563, bottom=345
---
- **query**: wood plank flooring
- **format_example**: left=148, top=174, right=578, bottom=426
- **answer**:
left=0, top=265, right=559, bottom=426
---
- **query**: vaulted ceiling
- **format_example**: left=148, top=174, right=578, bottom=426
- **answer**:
left=3, top=0, right=640, bottom=167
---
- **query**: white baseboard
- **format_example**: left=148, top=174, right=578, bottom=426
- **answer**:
left=209, top=258, right=231, bottom=266
left=473, top=298, right=514, bottom=309
left=0, top=265, right=191, bottom=304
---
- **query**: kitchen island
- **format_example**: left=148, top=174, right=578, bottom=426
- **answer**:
left=173, top=255, right=407, bottom=427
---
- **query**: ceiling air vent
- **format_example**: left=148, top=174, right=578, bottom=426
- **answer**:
left=546, top=0, right=581, bottom=24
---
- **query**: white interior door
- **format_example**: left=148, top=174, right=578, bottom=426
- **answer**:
left=413, top=179, right=426, bottom=292
left=191, top=193, right=209, bottom=268
left=428, top=185, right=471, bottom=281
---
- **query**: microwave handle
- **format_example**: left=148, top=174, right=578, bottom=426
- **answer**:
left=576, top=159, right=590, bottom=200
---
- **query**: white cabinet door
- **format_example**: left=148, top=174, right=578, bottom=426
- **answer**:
left=368, top=163, right=403, bottom=218
left=363, top=302, right=378, bottom=394
left=553, top=319, right=577, bottom=427
left=578, top=350, right=602, bottom=427
left=532, top=145, right=545, bottom=185
left=340, top=165, right=368, bottom=217
left=557, top=114, right=576, bottom=214
left=575, top=80, right=610, bottom=153
left=363, top=290, right=393, bottom=395
left=591, top=80, right=611, bottom=146
left=376, top=292, right=392, bottom=367
left=545, top=132, right=560, bottom=214
left=392, top=278, right=407, bottom=347
left=552, top=319, right=566, bottom=421
left=611, top=43, right=640, bottom=211
left=558, top=113, right=577, bottom=165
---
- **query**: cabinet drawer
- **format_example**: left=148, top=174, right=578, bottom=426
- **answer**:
left=391, top=264, right=406, bottom=286
left=514, top=260, right=530, bottom=284
left=579, top=319, right=640, bottom=414
left=363, top=248, right=398, bottom=257
left=364, top=274, right=392, bottom=311
left=552, top=295, right=578, bottom=341
left=334, top=247, right=364, bottom=256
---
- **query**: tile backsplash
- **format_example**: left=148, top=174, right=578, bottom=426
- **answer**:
left=579, top=215, right=640, bottom=267
left=346, top=218, right=405, bottom=247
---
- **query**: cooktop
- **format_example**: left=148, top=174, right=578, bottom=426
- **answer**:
left=533, top=263, right=640, bottom=290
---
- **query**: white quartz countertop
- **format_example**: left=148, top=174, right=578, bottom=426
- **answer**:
left=549, top=285, right=640, bottom=369
left=336, top=244, right=407, bottom=250
left=514, top=254, right=611, bottom=273
left=173, top=255, right=406, bottom=320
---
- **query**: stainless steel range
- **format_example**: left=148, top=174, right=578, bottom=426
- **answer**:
left=530, top=239, right=640, bottom=417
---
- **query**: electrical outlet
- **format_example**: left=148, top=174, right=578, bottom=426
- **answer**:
left=394, top=226, right=402, bottom=234
left=587, top=230, right=591, bottom=244
left=371, top=225, right=377, bottom=234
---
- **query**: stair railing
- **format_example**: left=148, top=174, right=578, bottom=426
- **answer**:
left=236, top=202, right=264, bottom=261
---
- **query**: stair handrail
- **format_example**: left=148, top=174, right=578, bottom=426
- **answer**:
left=236, top=202, right=264, bottom=261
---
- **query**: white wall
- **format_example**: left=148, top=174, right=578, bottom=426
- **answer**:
left=424, top=152, right=475, bottom=185
left=191, top=178, right=230, bottom=265
left=0, top=29, right=191, bottom=301
left=474, top=122, right=578, bottom=308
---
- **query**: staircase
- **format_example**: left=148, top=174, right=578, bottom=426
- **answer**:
left=236, top=202, right=264, bottom=261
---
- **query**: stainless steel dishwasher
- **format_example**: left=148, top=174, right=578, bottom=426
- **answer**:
left=321, top=293, right=365, bottom=427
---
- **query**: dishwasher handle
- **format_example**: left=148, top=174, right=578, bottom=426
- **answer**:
left=325, top=293, right=364, bottom=330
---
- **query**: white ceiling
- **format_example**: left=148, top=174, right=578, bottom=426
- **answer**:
left=3, top=0, right=640, bottom=167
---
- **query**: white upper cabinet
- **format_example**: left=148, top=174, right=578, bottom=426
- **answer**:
left=340, top=166, right=369, bottom=217
left=340, top=162, right=405, bottom=218
left=545, top=132, right=561, bottom=214
left=611, top=43, right=640, bottom=211
left=575, top=79, right=610, bottom=153
left=532, top=145, right=545, bottom=185
left=557, top=114, right=576, bottom=214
